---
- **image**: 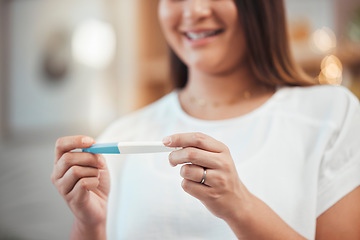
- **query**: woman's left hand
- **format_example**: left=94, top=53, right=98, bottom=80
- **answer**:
left=163, top=132, right=252, bottom=221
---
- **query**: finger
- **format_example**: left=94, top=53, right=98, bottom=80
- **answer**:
left=54, top=152, right=104, bottom=180
left=181, top=179, right=210, bottom=200
left=78, top=177, right=100, bottom=192
left=58, top=166, right=99, bottom=196
left=180, top=164, right=218, bottom=187
left=169, top=147, right=221, bottom=168
left=55, top=135, right=95, bottom=161
left=180, top=164, right=205, bottom=183
left=163, top=132, right=226, bottom=153
left=68, top=177, right=92, bottom=206
left=67, top=177, right=102, bottom=208
left=93, top=169, right=109, bottom=196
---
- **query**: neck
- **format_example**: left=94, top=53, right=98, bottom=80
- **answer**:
left=178, top=66, right=276, bottom=120
left=182, top=65, right=266, bottom=104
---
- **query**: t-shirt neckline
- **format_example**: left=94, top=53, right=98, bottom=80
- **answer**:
left=171, top=86, right=285, bottom=126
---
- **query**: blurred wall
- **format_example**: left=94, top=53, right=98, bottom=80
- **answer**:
left=0, top=0, right=7, bottom=140
left=286, top=0, right=336, bottom=30
left=285, top=0, right=360, bottom=96
left=0, top=1, right=139, bottom=239
left=0, top=2, right=3, bottom=140
left=336, top=0, right=360, bottom=37
left=8, top=0, right=116, bottom=137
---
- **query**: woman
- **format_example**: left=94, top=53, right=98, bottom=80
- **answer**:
left=52, top=0, right=360, bottom=239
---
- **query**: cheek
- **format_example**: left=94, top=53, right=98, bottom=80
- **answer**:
left=158, top=2, right=187, bottom=62
left=158, top=2, right=180, bottom=40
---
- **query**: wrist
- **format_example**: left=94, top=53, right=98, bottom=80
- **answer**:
left=224, top=192, right=306, bottom=240
left=223, top=189, right=256, bottom=238
left=71, top=219, right=107, bottom=240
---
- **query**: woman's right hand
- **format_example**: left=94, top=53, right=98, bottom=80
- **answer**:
left=51, top=136, right=110, bottom=239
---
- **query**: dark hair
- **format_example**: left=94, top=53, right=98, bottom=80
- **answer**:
left=169, top=0, right=317, bottom=89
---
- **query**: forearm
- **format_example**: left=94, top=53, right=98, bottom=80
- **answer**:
left=70, top=219, right=107, bottom=240
left=225, top=194, right=306, bottom=240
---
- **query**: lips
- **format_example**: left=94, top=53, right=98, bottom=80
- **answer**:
left=184, top=29, right=224, bottom=40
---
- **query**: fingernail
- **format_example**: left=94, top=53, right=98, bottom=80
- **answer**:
left=163, top=136, right=172, bottom=146
left=82, top=137, right=94, bottom=145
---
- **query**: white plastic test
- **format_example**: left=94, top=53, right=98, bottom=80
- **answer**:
left=72, top=142, right=180, bottom=154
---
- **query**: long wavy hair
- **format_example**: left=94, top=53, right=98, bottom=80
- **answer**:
left=169, top=0, right=317, bottom=89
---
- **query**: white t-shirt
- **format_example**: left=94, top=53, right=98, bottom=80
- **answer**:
left=97, top=85, right=360, bottom=240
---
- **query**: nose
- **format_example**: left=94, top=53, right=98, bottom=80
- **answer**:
left=183, top=0, right=212, bottom=22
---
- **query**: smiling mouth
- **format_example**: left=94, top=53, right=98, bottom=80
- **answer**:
left=184, top=29, right=224, bottom=40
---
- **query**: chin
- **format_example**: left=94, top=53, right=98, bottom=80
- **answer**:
left=188, top=59, right=227, bottom=75
left=185, top=48, right=230, bottom=71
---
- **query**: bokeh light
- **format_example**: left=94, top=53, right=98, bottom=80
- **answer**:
left=72, top=19, right=116, bottom=70
left=319, top=55, right=343, bottom=85
left=310, top=27, right=337, bottom=54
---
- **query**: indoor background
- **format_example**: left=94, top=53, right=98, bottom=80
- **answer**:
left=0, top=0, right=359, bottom=239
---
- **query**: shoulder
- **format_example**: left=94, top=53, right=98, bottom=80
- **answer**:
left=282, top=84, right=357, bottom=104
left=274, top=85, right=359, bottom=128
left=96, top=91, right=178, bottom=142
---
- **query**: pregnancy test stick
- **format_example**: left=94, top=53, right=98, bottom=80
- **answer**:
left=72, top=142, right=180, bottom=154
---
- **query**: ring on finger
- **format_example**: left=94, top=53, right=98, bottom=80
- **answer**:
left=200, top=168, right=207, bottom=184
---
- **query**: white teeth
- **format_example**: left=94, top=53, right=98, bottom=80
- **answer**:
left=186, top=30, right=220, bottom=40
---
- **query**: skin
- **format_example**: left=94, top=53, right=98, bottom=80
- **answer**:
left=51, top=136, right=109, bottom=240
left=52, top=0, right=360, bottom=239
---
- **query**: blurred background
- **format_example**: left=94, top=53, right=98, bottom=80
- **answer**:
left=0, top=0, right=359, bottom=239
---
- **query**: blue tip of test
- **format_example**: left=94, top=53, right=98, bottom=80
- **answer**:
left=82, top=143, right=120, bottom=154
